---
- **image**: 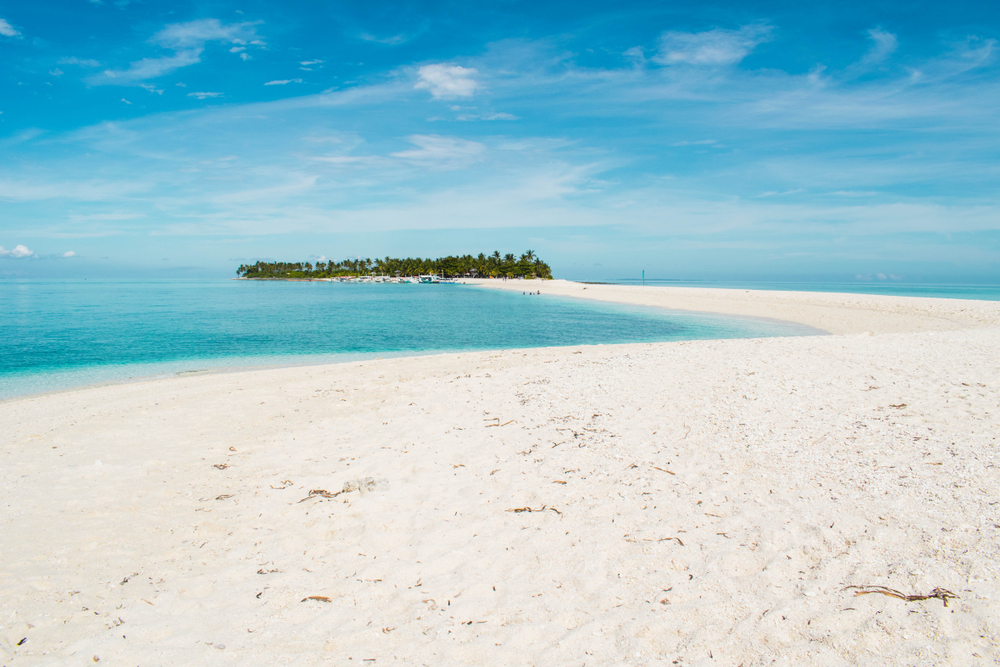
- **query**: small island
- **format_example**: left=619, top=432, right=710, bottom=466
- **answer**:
left=237, top=251, right=553, bottom=280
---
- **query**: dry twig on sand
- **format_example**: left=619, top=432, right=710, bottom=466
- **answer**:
left=301, top=596, right=331, bottom=603
left=844, top=585, right=959, bottom=607
left=298, top=488, right=341, bottom=502
left=507, top=506, right=562, bottom=515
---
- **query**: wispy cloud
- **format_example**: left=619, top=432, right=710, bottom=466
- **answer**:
left=415, top=64, right=478, bottom=98
left=89, top=19, right=262, bottom=85
left=264, top=79, right=303, bottom=86
left=360, top=32, right=408, bottom=45
left=0, top=18, right=20, bottom=38
left=653, top=23, right=773, bottom=66
left=390, top=134, right=486, bottom=167
left=187, top=91, right=224, bottom=100
left=0, top=178, right=148, bottom=201
left=756, top=188, right=804, bottom=198
left=672, top=139, right=717, bottom=146
left=455, top=112, right=518, bottom=121
left=860, top=28, right=898, bottom=66
left=59, top=56, right=101, bottom=67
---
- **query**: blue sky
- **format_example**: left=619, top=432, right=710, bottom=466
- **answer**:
left=1, top=0, right=999, bottom=281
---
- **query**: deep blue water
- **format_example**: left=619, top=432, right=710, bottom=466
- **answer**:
left=0, top=280, right=816, bottom=400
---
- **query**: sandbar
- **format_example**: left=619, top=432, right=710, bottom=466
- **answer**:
left=2, top=284, right=999, bottom=665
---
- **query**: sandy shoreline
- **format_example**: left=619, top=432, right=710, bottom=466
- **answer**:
left=467, top=278, right=1000, bottom=335
left=2, top=284, right=999, bottom=665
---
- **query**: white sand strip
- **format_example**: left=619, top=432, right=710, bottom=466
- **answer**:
left=2, top=287, right=999, bottom=665
left=468, top=278, right=1000, bottom=335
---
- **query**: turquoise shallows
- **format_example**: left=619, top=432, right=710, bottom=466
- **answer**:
left=1, top=280, right=817, bottom=400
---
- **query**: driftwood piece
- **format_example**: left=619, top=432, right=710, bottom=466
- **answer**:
left=507, top=506, right=562, bottom=515
left=844, top=585, right=958, bottom=607
left=298, top=489, right=341, bottom=503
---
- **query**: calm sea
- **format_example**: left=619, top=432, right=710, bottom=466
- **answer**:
left=0, top=280, right=817, bottom=401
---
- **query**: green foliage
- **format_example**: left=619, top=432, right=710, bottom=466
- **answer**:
left=236, top=251, right=553, bottom=280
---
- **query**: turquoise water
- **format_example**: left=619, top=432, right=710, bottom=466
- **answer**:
left=0, top=280, right=817, bottom=400
left=606, top=279, right=1000, bottom=301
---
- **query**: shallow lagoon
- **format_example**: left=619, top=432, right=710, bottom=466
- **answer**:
left=0, top=280, right=817, bottom=400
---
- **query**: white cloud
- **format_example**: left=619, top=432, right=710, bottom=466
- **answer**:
left=860, top=28, right=898, bottom=66
left=300, top=59, right=324, bottom=66
left=59, top=56, right=101, bottom=67
left=187, top=91, right=224, bottom=99
left=264, top=79, right=303, bottom=85
left=0, top=244, right=36, bottom=258
left=415, top=64, right=478, bottom=98
left=229, top=46, right=245, bottom=52
left=654, top=24, right=772, bottom=66
left=121, top=98, right=132, bottom=104
left=390, top=134, right=486, bottom=167
left=240, top=52, right=251, bottom=61
left=90, top=19, right=262, bottom=85
left=140, top=83, right=163, bottom=94
left=49, top=68, right=64, bottom=77
left=63, top=251, right=77, bottom=257
left=0, top=18, right=20, bottom=38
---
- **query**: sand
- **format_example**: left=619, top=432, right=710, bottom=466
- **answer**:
left=2, top=284, right=999, bottom=666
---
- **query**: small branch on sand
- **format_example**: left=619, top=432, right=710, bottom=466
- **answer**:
left=298, top=489, right=341, bottom=502
left=486, top=419, right=516, bottom=428
left=651, top=466, right=676, bottom=475
left=843, top=585, right=958, bottom=607
left=507, top=506, right=562, bottom=515
left=301, top=596, right=331, bottom=603
left=657, top=536, right=684, bottom=546
left=212, top=463, right=229, bottom=470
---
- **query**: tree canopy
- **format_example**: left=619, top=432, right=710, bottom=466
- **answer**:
left=237, top=251, right=553, bottom=280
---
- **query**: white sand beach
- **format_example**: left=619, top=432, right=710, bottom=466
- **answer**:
left=2, top=284, right=1000, bottom=666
